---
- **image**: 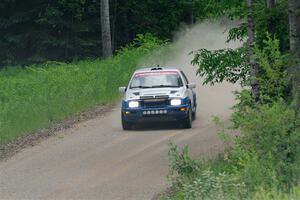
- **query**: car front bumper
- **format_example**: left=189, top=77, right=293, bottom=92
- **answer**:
left=121, top=105, right=190, bottom=123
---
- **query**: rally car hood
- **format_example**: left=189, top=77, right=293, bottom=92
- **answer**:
left=125, top=87, right=185, bottom=100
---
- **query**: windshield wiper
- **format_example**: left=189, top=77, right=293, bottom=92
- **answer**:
left=131, top=86, right=152, bottom=89
left=151, top=85, right=180, bottom=88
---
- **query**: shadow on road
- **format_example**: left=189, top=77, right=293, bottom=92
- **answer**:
left=131, top=121, right=184, bottom=131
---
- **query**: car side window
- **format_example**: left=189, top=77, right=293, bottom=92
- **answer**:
left=180, top=71, right=189, bottom=85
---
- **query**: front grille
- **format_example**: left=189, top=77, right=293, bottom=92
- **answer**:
left=141, top=99, right=169, bottom=108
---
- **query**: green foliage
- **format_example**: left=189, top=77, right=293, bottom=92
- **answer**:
left=232, top=103, right=300, bottom=189
left=0, top=35, right=162, bottom=144
left=231, top=36, right=290, bottom=131
left=182, top=170, right=246, bottom=200
left=193, top=35, right=290, bottom=104
left=166, top=143, right=247, bottom=200
left=166, top=1, right=298, bottom=199
left=191, top=0, right=290, bottom=91
left=191, top=47, right=248, bottom=85
left=253, top=0, right=289, bottom=51
left=168, top=142, right=200, bottom=182
left=226, top=23, right=248, bottom=42
left=222, top=0, right=289, bottom=49
left=0, top=0, right=218, bottom=66
left=0, top=0, right=101, bottom=65
left=202, top=0, right=245, bottom=19
left=163, top=103, right=300, bottom=200
left=252, top=186, right=300, bottom=200
left=254, top=35, right=290, bottom=103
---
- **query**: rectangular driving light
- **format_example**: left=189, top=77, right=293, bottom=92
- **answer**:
left=170, top=99, right=181, bottom=106
left=128, top=101, right=139, bottom=108
left=143, top=110, right=167, bottom=115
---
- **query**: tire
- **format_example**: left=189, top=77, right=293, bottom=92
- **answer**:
left=122, top=114, right=133, bottom=130
left=192, top=105, right=197, bottom=121
left=182, top=107, right=192, bottom=129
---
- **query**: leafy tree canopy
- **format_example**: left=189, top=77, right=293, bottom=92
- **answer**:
left=0, top=0, right=215, bottom=66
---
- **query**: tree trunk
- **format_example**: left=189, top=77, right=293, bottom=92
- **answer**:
left=111, top=0, right=117, bottom=52
left=266, top=0, right=275, bottom=8
left=289, top=0, right=300, bottom=56
left=266, top=0, right=276, bottom=35
left=184, top=8, right=194, bottom=25
left=247, top=0, right=259, bottom=101
left=288, top=0, right=300, bottom=110
left=123, top=10, right=130, bottom=44
left=188, top=9, right=194, bottom=25
left=100, top=0, right=112, bottom=58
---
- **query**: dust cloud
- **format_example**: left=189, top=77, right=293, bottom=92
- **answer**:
left=143, top=20, right=242, bottom=124
left=172, top=20, right=241, bottom=55
left=0, top=21, right=244, bottom=200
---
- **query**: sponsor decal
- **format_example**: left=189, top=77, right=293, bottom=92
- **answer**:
left=134, top=71, right=179, bottom=77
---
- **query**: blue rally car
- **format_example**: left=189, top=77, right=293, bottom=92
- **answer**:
left=119, top=67, right=197, bottom=130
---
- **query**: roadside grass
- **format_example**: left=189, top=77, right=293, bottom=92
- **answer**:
left=0, top=34, right=164, bottom=144
left=162, top=103, right=300, bottom=200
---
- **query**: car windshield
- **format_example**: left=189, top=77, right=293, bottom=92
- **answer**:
left=130, top=71, right=183, bottom=89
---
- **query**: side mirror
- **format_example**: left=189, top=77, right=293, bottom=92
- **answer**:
left=119, top=86, right=127, bottom=93
left=187, top=83, right=196, bottom=89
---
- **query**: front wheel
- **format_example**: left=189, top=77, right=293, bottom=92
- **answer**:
left=192, top=105, right=197, bottom=121
left=182, top=107, right=192, bottom=129
left=122, top=114, right=133, bottom=130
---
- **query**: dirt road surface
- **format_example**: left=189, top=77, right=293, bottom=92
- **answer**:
left=0, top=22, right=240, bottom=200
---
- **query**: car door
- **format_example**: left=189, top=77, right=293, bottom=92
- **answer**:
left=180, top=71, right=196, bottom=109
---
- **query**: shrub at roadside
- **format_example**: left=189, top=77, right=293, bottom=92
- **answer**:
left=162, top=32, right=299, bottom=199
left=0, top=34, right=163, bottom=144
left=252, top=186, right=300, bottom=200
left=166, top=143, right=247, bottom=200
left=163, top=102, right=300, bottom=200
left=230, top=103, right=300, bottom=190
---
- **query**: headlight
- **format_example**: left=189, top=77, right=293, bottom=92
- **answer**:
left=170, top=99, right=182, bottom=106
left=128, top=101, right=139, bottom=108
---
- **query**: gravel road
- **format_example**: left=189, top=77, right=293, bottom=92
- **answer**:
left=0, top=22, right=240, bottom=200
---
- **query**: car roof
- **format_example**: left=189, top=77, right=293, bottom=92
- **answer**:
left=134, top=66, right=181, bottom=73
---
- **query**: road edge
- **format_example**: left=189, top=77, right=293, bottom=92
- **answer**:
left=0, top=102, right=116, bottom=161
